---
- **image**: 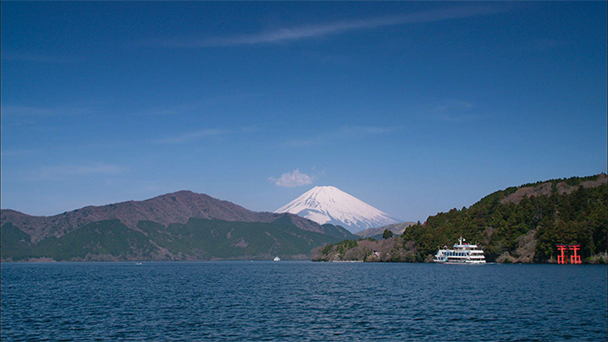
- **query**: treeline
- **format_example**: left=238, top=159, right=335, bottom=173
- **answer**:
left=1, top=217, right=346, bottom=262
left=314, top=174, right=607, bottom=263
left=312, top=237, right=418, bottom=262
left=403, top=179, right=606, bottom=263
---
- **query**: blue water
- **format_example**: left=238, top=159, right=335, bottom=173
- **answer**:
left=1, top=262, right=606, bottom=341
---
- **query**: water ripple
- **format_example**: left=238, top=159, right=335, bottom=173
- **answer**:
left=1, top=262, right=606, bottom=341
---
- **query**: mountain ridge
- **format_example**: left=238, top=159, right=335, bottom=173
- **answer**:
left=0, top=190, right=339, bottom=243
left=1, top=191, right=356, bottom=261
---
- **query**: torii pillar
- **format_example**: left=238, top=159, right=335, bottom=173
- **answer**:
left=556, top=244, right=568, bottom=264
left=569, top=245, right=581, bottom=264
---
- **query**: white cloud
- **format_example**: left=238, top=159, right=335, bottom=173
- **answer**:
left=148, top=5, right=506, bottom=48
left=270, top=169, right=315, bottom=187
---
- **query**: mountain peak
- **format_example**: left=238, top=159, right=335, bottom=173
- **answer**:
left=275, top=186, right=401, bottom=233
left=312, top=185, right=337, bottom=190
left=2, top=190, right=338, bottom=243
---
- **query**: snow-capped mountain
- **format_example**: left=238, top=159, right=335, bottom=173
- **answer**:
left=275, top=186, right=401, bottom=233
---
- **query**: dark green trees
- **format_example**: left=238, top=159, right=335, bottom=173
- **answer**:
left=402, top=175, right=607, bottom=263
left=382, top=229, right=394, bottom=239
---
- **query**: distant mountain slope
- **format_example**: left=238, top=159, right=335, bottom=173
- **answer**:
left=275, top=186, right=401, bottom=233
left=320, top=224, right=356, bottom=240
left=355, top=222, right=417, bottom=239
left=0, top=190, right=331, bottom=243
left=1, top=191, right=355, bottom=261
left=1, top=217, right=347, bottom=262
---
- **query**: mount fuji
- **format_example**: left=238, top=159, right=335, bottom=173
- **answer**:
left=275, top=186, right=401, bottom=233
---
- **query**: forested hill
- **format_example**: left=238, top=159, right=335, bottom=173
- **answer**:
left=403, top=173, right=607, bottom=263
left=1, top=191, right=355, bottom=261
left=313, top=174, right=607, bottom=263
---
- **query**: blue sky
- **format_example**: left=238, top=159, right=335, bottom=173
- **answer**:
left=2, top=1, right=606, bottom=222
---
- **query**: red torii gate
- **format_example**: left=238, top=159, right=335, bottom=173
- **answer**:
left=556, top=244, right=581, bottom=264
left=569, top=245, right=581, bottom=264
left=557, top=244, right=568, bottom=264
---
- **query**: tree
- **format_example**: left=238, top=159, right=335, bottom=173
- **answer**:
left=382, top=229, right=394, bottom=239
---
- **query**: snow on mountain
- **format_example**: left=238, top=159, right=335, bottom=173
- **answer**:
left=275, top=186, right=401, bottom=233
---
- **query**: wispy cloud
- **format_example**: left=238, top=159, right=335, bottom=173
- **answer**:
left=286, top=125, right=399, bottom=147
left=1, top=52, right=79, bottom=64
left=1, top=104, right=97, bottom=129
left=269, top=169, right=316, bottom=187
left=338, top=126, right=399, bottom=137
left=0, top=149, right=40, bottom=158
left=147, top=5, right=506, bottom=48
left=132, top=103, right=201, bottom=117
left=132, top=94, right=264, bottom=117
left=157, top=129, right=231, bottom=144
left=529, top=39, right=570, bottom=51
left=286, top=139, right=322, bottom=148
left=424, top=102, right=483, bottom=123
left=1, top=105, right=92, bottom=118
left=34, top=163, right=127, bottom=180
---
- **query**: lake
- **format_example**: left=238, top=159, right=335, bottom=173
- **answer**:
left=1, top=262, right=606, bottom=341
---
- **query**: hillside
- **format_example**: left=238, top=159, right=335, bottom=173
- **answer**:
left=2, top=217, right=347, bottom=261
left=1, top=191, right=355, bottom=261
left=0, top=191, right=337, bottom=242
left=313, top=174, right=607, bottom=263
left=355, top=222, right=417, bottom=239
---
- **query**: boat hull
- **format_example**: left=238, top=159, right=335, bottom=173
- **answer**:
left=434, top=260, right=486, bottom=265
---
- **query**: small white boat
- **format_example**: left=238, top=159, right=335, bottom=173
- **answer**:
left=434, top=237, right=486, bottom=264
left=273, top=256, right=281, bottom=262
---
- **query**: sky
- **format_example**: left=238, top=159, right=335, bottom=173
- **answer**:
left=1, top=1, right=606, bottom=223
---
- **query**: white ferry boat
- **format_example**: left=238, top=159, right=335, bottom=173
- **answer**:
left=434, top=237, right=486, bottom=264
